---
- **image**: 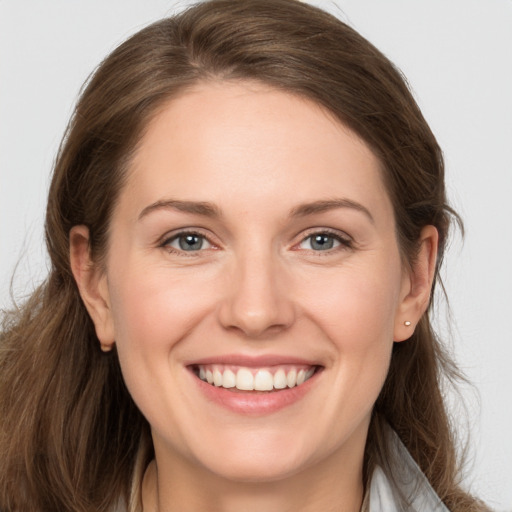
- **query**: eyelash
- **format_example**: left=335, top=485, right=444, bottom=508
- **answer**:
left=160, top=229, right=216, bottom=256
left=295, top=228, right=353, bottom=253
left=159, top=228, right=353, bottom=256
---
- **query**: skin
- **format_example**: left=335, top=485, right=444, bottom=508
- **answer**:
left=70, top=81, right=438, bottom=512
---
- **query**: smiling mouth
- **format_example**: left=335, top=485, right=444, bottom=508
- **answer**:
left=191, top=364, right=319, bottom=392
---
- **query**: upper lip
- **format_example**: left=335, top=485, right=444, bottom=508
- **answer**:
left=185, top=354, right=322, bottom=368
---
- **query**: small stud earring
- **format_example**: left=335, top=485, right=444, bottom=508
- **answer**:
left=404, top=321, right=412, bottom=327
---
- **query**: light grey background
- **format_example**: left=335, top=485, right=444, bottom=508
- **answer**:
left=1, top=1, right=511, bottom=509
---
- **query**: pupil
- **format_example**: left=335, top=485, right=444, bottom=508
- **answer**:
left=312, top=234, right=333, bottom=250
left=179, top=235, right=202, bottom=251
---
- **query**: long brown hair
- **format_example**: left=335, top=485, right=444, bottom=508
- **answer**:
left=0, top=1, right=489, bottom=510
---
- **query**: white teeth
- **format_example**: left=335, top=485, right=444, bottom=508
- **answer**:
left=213, top=369, right=223, bottom=387
left=222, top=369, right=236, bottom=388
left=197, top=365, right=316, bottom=391
left=236, top=368, right=254, bottom=390
left=273, top=369, right=287, bottom=389
left=254, top=370, right=273, bottom=391
left=286, top=369, right=297, bottom=388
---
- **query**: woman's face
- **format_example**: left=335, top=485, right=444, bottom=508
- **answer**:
left=87, top=81, right=417, bottom=483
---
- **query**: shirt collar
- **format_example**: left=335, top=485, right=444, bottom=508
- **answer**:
left=368, top=428, right=450, bottom=512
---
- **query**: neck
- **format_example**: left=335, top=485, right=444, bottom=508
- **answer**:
left=142, top=440, right=365, bottom=512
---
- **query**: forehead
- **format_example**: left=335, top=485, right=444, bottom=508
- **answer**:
left=122, top=80, right=393, bottom=225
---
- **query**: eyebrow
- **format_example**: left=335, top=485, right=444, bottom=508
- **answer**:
left=138, top=199, right=222, bottom=221
left=289, top=198, right=375, bottom=224
left=138, top=197, right=374, bottom=223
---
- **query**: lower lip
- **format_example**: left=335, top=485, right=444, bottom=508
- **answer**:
left=189, top=369, right=321, bottom=416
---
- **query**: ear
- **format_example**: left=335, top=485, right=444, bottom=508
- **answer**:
left=70, top=225, right=115, bottom=351
left=394, top=225, right=439, bottom=342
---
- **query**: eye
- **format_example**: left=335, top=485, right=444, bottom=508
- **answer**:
left=164, top=232, right=213, bottom=252
left=298, top=231, right=351, bottom=251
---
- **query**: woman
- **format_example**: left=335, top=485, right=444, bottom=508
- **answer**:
left=0, top=0, right=492, bottom=510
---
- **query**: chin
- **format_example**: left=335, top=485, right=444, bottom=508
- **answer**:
left=177, top=428, right=304, bottom=482
left=191, top=428, right=335, bottom=486
left=201, top=455, right=306, bottom=484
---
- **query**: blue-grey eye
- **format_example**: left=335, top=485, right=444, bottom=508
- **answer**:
left=300, top=233, right=342, bottom=251
left=168, top=233, right=212, bottom=251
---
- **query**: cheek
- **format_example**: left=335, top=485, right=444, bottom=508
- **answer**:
left=105, top=262, right=219, bottom=413
left=105, top=262, right=219, bottom=423
left=108, top=262, right=213, bottom=349
left=293, top=259, right=402, bottom=402
left=296, top=263, right=402, bottom=348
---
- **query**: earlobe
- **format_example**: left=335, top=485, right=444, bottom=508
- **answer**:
left=69, top=226, right=115, bottom=351
left=394, top=225, right=439, bottom=342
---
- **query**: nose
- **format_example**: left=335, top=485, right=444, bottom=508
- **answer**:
left=217, top=248, right=296, bottom=338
